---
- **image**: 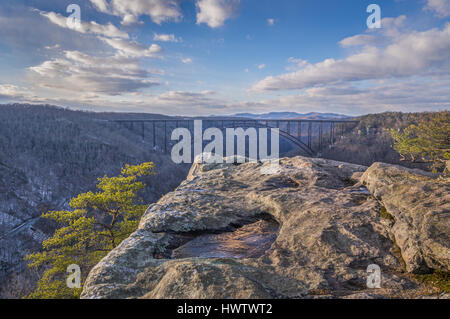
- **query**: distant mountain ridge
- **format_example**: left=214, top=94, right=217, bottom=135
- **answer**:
left=234, top=112, right=351, bottom=120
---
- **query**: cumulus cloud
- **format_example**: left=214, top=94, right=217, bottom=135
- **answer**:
left=0, top=84, right=46, bottom=103
left=28, top=51, right=160, bottom=95
left=338, top=16, right=406, bottom=48
left=69, top=90, right=229, bottom=114
left=233, top=78, right=450, bottom=115
left=287, top=57, right=308, bottom=68
left=181, top=58, right=193, bottom=64
left=0, top=8, right=111, bottom=55
left=99, top=37, right=163, bottom=58
left=267, top=18, right=275, bottom=26
left=152, top=90, right=226, bottom=109
left=196, top=0, right=240, bottom=28
left=90, top=0, right=110, bottom=13
left=0, top=7, right=168, bottom=104
left=339, top=34, right=376, bottom=47
left=153, top=33, right=181, bottom=42
left=0, top=85, right=26, bottom=99
left=252, top=21, right=450, bottom=91
left=424, top=0, right=450, bottom=17
left=38, top=10, right=129, bottom=39
left=380, top=15, right=407, bottom=29
left=89, top=0, right=182, bottom=25
left=258, top=64, right=266, bottom=69
left=44, top=44, right=61, bottom=50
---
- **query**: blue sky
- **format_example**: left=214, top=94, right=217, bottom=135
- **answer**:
left=0, top=0, right=449, bottom=115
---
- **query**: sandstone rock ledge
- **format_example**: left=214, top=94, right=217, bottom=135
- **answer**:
left=361, top=163, right=449, bottom=274
left=81, top=156, right=449, bottom=299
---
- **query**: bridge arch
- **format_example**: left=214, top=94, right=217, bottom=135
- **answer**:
left=109, top=118, right=359, bottom=158
left=221, top=121, right=314, bottom=156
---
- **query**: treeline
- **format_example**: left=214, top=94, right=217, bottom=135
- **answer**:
left=321, top=111, right=449, bottom=169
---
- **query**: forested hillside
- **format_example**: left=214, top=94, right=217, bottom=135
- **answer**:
left=320, top=112, right=448, bottom=170
left=0, top=104, right=190, bottom=298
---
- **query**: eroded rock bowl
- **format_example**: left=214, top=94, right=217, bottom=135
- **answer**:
left=171, top=218, right=279, bottom=259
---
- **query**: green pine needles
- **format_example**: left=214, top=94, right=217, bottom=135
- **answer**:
left=25, top=162, right=156, bottom=299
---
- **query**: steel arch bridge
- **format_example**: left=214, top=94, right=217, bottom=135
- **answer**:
left=109, top=118, right=359, bottom=157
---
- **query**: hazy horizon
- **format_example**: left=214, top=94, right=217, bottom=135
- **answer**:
left=5, top=102, right=448, bottom=118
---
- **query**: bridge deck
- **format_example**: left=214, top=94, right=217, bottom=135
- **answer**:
left=110, top=119, right=359, bottom=123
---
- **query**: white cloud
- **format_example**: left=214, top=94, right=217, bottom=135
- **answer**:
left=380, top=15, right=407, bottom=29
left=44, top=44, right=61, bottom=50
left=424, top=0, right=450, bottom=17
left=78, top=90, right=228, bottom=114
left=287, top=57, right=308, bottom=68
left=0, top=84, right=47, bottom=103
left=38, top=10, right=129, bottom=39
left=181, top=58, right=193, bottom=64
left=252, top=21, right=450, bottom=91
left=90, top=0, right=110, bottom=13
left=267, top=18, right=275, bottom=26
left=151, top=90, right=226, bottom=109
left=0, top=85, right=26, bottom=99
left=196, top=0, right=240, bottom=28
left=232, top=78, right=450, bottom=116
left=153, top=33, right=181, bottom=42
left=89, top=0, right=183, bottom=25
left=258, top=64, right=266, bottom=69
left=339, top=16, right=406, bottom=48
left=100, top=37, right=163, bottom=58
left=3, top=5, right=449, bottom=116
left=28, top=51, right=160, bottom=95
left=339, top=34, right=376, bottom=47
left=340, top=16, right=405, bottom=47
left=0, top=8, right=110, bottom=55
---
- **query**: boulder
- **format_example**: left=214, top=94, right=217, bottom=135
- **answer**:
left=82, top=157, right=438, bottom=299
left=361, top=162, right=450, bottom=273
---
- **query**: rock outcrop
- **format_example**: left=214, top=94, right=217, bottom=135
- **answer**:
left=361, top=162, right=449, bottom=273
left=82, top=156, right=449, bottom=299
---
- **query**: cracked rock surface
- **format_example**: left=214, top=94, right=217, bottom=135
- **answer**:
left=361, top=163, right=449, bottom=274
left=81, top=156, right=449, bottom=299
